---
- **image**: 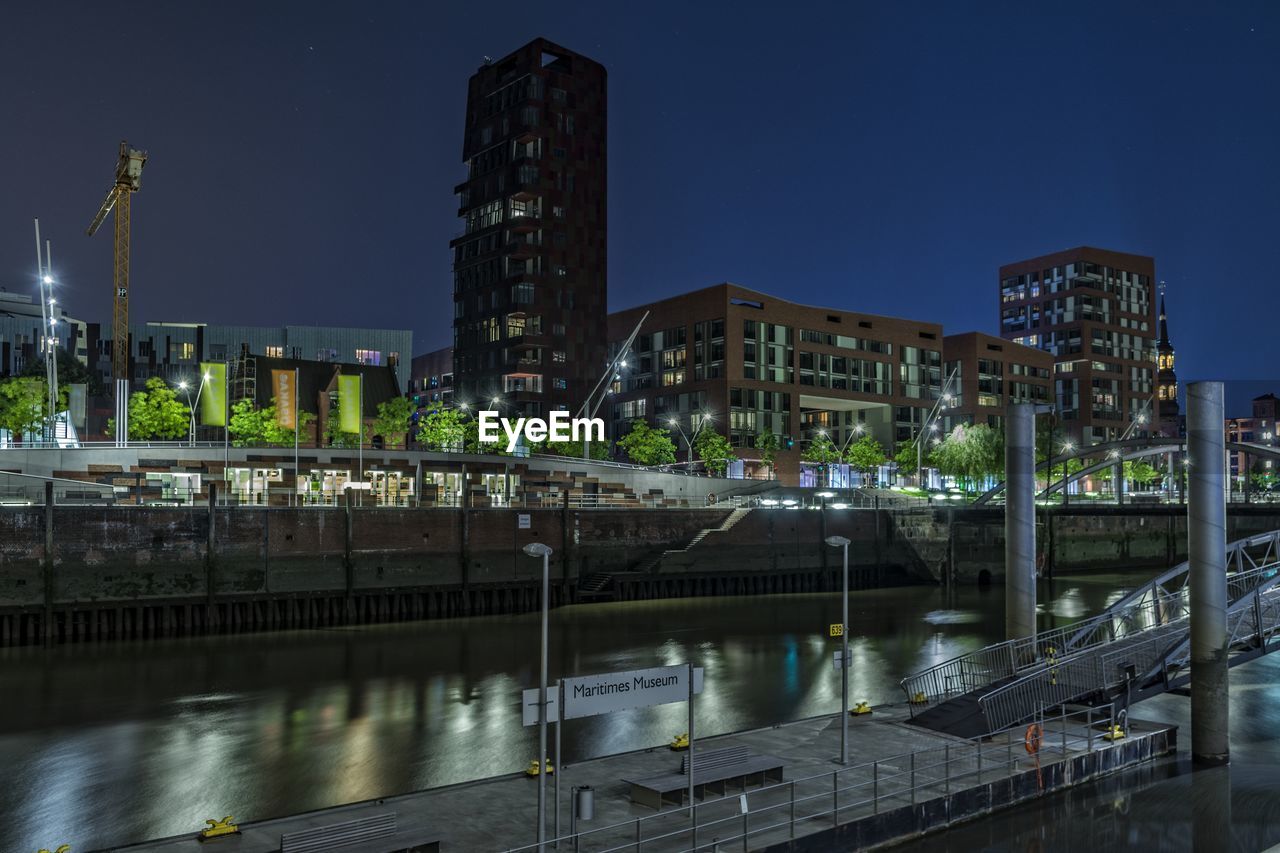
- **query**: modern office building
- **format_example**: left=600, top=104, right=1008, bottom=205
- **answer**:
left=607, top=284, right=946, bottom=484
left=409, top=346, right=454, bottom=408
left=86, top=322, right=412, bottom=393
left=450, top=38, right=608, bottom=417
left=0, top=290, right=88, bottom=376
left=939, top=332, right=1053, bottom=432
left=998, top=246, right=1160, bottom=445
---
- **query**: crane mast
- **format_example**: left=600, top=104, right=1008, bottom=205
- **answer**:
left=86, top=140, right=147, bottom=385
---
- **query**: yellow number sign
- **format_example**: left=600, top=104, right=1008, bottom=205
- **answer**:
left=829, top=624, right=844, bottom=637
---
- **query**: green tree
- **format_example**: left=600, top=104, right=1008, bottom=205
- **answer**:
left=894, top=442, right=919, bottom=476
left=126, top=377, right=191, bottom=440
left=755, top=427, right=781, bottom=478
left=0, top=377, right=52, bottom=441
left=801, top=432, right=841, bottom=465
left=373, top=397, right=414, bottom=449
left=416, top=408, right=467, bottom=451
left=694, top=429, right=736, bottom=477
left=22, top=349, right=106, bottom=396
left=617, top=419, right=677, bottom=466
left=532, top=437, right=611, bottom=460
left=1128, top=460, right=1162, bottom=488
left=325, top=410, right=370, bottom=449
left=844, top=434, right=887, bottom=475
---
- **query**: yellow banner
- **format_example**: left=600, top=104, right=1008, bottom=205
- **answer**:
left=199, top=362, right=227, bottom=427
left=273, top=370, right=296, bottom=429
left=337, top=374, right=362, bottom=434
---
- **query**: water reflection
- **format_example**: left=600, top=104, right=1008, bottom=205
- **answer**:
left=1, top=573, right=1151, bottom=852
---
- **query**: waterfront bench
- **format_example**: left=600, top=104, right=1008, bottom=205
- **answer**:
left=280, top=812, right=410, bottom=853
left=622, top=746, right=785, bottom=809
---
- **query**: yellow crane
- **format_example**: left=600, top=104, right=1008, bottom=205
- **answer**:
left=86, top=140, right=147, bottom=383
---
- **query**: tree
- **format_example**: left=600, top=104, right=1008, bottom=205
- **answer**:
left=0, top=377, right=51, bottom=441
left=373, top=397, right=415, bottom=449
left=227, top=398, right=315, bottom=447
left=755, top=427, right=781, bottom=477
left=930, top=423, right=1003, bottom=492
left=532, top=437, right=611, bottom=460
left=617, top=419, right=676, bottom=466
left=844, top=435, right=887, bottom=476
left=801, top=433, right=841, bottom=465
left=126, top=377, right=190, bottom=440
left=22, top=349, right=105, bottom=395
left=894, top=442, right=919, bottom=476
left=695, top=429, right=736, bottom=477
left=416, top=408, right=467, bottom=451
left=1128, top=460, right=1162, bottom=488
left=325, top=411, right=369, bottom=449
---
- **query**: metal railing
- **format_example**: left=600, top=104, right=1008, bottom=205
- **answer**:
left=503, top=706, right=1115, bottom=853
left=901, top=530, right=1280, bottom=711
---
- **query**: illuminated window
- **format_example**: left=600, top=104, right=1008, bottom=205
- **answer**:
left=355, top=349, right=383, bottom=365
left=265, top=345, right=283, bottom=358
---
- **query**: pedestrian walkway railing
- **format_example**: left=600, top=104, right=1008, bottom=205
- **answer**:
left=504, top=706, right=1116, bottom=853
left=900, top=529, right=1280, bottom=714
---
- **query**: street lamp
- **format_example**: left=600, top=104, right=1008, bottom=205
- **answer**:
left=667, top=413, right=712, bottom=468
left=178, top=372, right=212, bottom=447
left=523, top=541, right=554, bottom=852
left=825, top=535, right=851, bottom=764
left=1061, top=442, right=1075, bottom=505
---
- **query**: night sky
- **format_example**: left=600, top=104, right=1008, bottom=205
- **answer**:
left=2, top=1, right=1276, bottom=410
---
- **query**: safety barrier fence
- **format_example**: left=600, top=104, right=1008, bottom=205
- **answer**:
left=503, top=706, right=1116, bottom=853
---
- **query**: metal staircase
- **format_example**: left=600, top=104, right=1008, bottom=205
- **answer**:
left=635, top=508, right=752, bottom=573
left=902, top=529, right=1280, bottom=737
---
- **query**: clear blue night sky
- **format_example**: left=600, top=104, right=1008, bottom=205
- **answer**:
left=1, top=2, right=1276, bottom=409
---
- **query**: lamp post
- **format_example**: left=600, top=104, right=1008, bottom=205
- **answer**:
left=1060, top=442, right=1075, bottom=506
left=667, top=413, right=711, bottom=469
left=826, top=535, right=851, bottom=764
left=178, top=371, right=212, bottom=447
left=524, top=541, right=554, bottom=852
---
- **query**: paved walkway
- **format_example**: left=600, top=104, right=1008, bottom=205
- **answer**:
left=104, top=704, right=1167, bottom=853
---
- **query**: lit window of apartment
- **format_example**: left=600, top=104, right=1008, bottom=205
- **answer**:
left=355, top=349, right=383, bottom=365
left=552, top=350, right=566, bottom=363
left=265, top=345, right=283, bottom=358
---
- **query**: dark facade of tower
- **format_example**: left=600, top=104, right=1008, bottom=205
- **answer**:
left=451, top=38, right=608, bottom=416
left=1155, top=293, right=1181, bottom=437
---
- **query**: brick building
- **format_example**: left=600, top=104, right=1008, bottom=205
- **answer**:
left=606, top=284, right=947, bottom=483
left=451, top=38, right=608, bottom=417
left=939, top=332, right=1053, bottom=432
left=998, top=246, right=1160, bottom=445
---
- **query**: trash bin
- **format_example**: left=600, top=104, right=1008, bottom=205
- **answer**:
left=576, top=786, right=594, bottom=822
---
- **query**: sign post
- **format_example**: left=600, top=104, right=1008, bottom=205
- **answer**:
left=826, top=535, right=852, bottom=764
left=688, top=661, right=696, bottom=845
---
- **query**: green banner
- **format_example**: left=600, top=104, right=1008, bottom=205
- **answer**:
left=199, top=362, right=227, bottom=427
left=338, top=374, right=362, bottom=434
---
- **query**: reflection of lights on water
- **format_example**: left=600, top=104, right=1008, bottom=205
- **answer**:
left=1050, top=587, right=1085, bottom=619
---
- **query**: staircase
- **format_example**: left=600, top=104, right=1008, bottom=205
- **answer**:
left=576, top=572, right=615, bottom=600
left=901, top=529, right=1280, bottom=737
left=636, top=508, right=753, bottom=573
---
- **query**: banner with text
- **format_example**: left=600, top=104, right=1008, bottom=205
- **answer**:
left=199, top=362, right=227, bottom=427
left=273, top=369, right=296, bottom=429
left=337, top=374, right=361, bottom=434
left=562, top=664, right=704, bottom=721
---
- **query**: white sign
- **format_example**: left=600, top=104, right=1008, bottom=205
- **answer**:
left=518, top=514, right=531, bottom=530
left=521, top=686, right=561, bottom=726
left=833, top=650, right=845, bottom=671
left=562, top=665, right=704, bottom=721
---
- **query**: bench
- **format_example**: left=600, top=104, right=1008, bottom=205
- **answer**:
left=280, top=813, right=407, bottom=853
left=622, top=746, right=785, bottom=809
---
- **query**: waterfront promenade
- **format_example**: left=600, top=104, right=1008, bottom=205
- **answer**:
left=106, top=703, right=1174, bottom=853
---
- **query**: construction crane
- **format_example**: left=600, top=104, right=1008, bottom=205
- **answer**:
left=86, top=140, right=147, bottom=384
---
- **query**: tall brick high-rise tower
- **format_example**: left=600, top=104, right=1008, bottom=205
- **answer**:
left=450, top=39, right=607, bottom=416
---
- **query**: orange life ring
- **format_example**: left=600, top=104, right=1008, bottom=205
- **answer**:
left=1024, top=722, right=1043, bottom=754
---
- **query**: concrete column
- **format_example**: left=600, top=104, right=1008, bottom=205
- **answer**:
left=44, top=481, right=54, bottom=642
left=1005, top=403, right=1036, bottom=640
left=1188, top=381, right=1229, bottom=766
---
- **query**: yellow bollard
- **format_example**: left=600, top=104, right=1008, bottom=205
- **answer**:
left=199, top=816, right=240, bottom=839
left=910, top=692, right=927, bottom=704
left=850, top=701, right=873, bottom=715
left=38, top=846, right=71, bottom=853
left=526, top=758, right=555, bottom=776
left=670, top=732, right=690, bottom=750
left=1102, top=725, right=1126, bottom=742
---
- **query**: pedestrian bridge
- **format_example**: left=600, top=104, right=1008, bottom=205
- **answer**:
left=971, top=438, right=1280, bottom=505
left=901, top=529, right=1280, bottom=737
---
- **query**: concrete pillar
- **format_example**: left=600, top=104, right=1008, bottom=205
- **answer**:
left=206, top=483, right=218, bottom=611
left=1188, top=382, right=1228, bottom=766
left=44, top=481, right=55, bottom=642
left=1005, top=403, right=1036, bottom=640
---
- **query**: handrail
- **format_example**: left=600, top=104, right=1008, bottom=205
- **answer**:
left=900, top=530, right=1280, bottom=710
left=501, top=705, right=1114, bottom=853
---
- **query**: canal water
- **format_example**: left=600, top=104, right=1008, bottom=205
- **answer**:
left=0, top=572, right=1262, bottom=852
